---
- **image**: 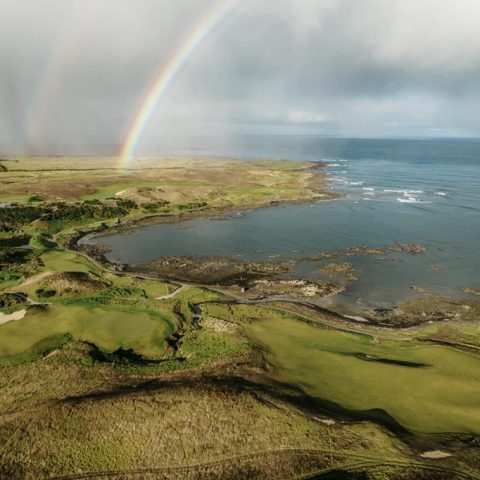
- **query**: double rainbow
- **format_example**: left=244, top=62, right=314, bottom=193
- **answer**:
left=119, top=0, right=239, bottom=170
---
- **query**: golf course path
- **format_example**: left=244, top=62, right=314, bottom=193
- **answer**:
left=155, top=284, right=188, bottom=300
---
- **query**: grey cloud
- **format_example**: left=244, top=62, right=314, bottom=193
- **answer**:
left=1, top=0, right=480, bottom=155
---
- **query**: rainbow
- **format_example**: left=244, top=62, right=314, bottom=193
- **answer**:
left=119, top=0, right=239, bottom=170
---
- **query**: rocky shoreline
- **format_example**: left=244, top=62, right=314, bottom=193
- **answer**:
left=71, top=225, right=480, bottom=329
left=71, top=208, right=455, bottom=323
left=65, top=169, right=480, bottom=330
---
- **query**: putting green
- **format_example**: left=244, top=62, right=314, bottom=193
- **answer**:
left=0, top=304, right=174, bottom=364
left=246, top=315, right=480, bottom=435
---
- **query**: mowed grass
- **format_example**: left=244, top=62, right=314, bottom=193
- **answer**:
left=0, top=193, right=32, bottom=203
left=244, top=314, right=480, bottom=435
left=40, top=249, right=97, bottom=273
left=0, top=304, right=174, bottom=365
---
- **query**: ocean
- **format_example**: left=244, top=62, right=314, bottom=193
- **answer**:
left=85, top=136, right=480, bottom=310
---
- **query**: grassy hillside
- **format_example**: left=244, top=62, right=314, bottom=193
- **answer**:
left=206, top=302, right=480, bottom=435
left=1, top=157, right=480, bottom=478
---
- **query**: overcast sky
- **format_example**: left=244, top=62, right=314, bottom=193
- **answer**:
left=1, top=0, right=480, bottom=155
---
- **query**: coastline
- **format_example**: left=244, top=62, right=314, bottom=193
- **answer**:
left=3, top=156, right=480, bottom=477
left=66, top=159, right=341, bottom=284
left=71, top=208, right=480, bottom=331
left=48, top=155, right=479, bottom=329
left=72, top=191, right=341, bottom=245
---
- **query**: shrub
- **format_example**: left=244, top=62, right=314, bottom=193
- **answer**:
left=176, top=202, right=207, bottom=211
left=36, top=288, right=57, bottom=298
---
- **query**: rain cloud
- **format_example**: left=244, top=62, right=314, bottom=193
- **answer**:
left=1, top=0, right=480, bottom=155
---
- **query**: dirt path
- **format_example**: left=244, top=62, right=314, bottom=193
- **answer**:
left=11, top=271, right=53, bottom=289
left=155, top=284, right=188, bottom=300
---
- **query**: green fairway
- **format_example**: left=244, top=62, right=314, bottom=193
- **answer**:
left=0, top=193, right=32, bottom=203
left=244, top=313, right=480, bottom=435
left=0, top=304, right=174, bottom=364
left=40, top=250, right=96, bottom=273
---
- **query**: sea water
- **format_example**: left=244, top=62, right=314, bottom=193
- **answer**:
left=85, top=137, right=480, bottom=309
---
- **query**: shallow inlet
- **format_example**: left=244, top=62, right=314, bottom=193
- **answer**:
left=84, top=197, right=480, bottom=309
left=83, top=139, right=480, bottom=309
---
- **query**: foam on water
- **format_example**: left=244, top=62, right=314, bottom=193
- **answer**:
left=397, top=197, right=431, bottom=204
left=385, top=189, right=424, bottom=194
left=85, top=137, right=480, bottom=308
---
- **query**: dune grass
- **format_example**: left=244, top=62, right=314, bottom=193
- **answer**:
left=1, top=157, right=329, bottom=209
left=2, top=341, right=479, bottom=480
left=0, top=348, right=417, bottom=480
left=156, top=286, right=226, bottom=322
left=80, top=181, right=160, bottom=201
left=109, top=274, right=173, bottom=298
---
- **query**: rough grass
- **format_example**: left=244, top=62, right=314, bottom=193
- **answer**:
left=0, top=193, right=32, bottom=203
left=178, top=326, right=249, bottom=368
left=0, top=344, right=417, bottom=480
left=155, top=287, right=226, bottom=323
left=0, top=299, right=479, bottom=478
left=109, top=274, right=174, bottom=298
left=0, top=157, right=330, bottom=208
left=80, top=181, right=161, bottom=201
left=15, top=271, right=109, bottom=301
left=0, top=269, right=24, bottom=291
left=1, top=344, right=479, bottom=480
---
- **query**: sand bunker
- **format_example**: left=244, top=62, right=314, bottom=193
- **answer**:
left=420, top=450, right=452, bottom=459
left=0, top=309, right=27, bottom=325
left=313, top=416, right=336, bottom=426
